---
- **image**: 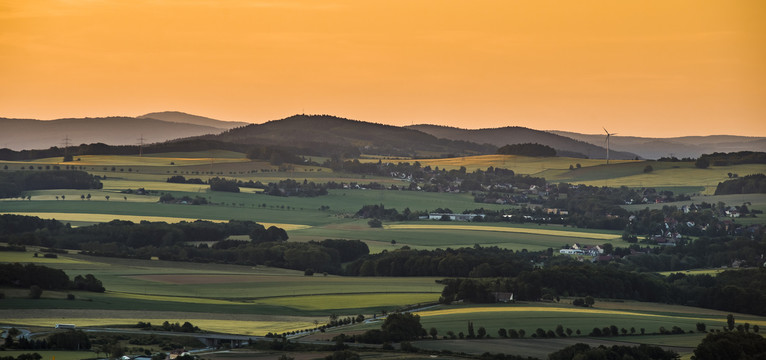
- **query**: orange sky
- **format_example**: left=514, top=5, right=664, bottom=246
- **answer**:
left=1, top=0, right=764, bottom=137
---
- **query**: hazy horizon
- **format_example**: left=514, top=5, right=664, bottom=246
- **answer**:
left=1, top=1, right=764, bottom=137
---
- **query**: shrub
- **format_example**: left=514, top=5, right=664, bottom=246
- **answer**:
left=29, top=285, right=42, bottom=299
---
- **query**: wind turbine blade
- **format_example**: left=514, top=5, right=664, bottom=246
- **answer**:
left=603, top=127, right=609, bottom=135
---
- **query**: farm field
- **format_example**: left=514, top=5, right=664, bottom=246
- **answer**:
left=0, top=251, right=441, bottom=326
left=410, top=336, right=699, bottom=359
left=552, top=162, right=766, bottom=194
left=362, top=154, right=636, bottom=174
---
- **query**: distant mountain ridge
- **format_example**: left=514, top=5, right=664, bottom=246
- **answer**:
left=548, top=131, right=766, bottom=159
left=138, top=111, right=249, bottom=129
left=202, top=114, right=496, bottom=157
left=408, top=124, right=640, bottom=160
left=0, top=116, right=223, bottom=151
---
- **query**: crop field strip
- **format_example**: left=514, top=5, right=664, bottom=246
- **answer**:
left=0, top=211, right=311, bottom=230
left=414, top=306, right=766, bottom=327
left=384, top=224, right=620, bottom=240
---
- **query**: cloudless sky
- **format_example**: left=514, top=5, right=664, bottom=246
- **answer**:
left=1, top=0, right=764, bottom=137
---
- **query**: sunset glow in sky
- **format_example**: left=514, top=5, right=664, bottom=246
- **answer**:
left=1, top=0, right=764, bottom=137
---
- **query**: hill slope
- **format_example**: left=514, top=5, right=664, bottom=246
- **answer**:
left=408, top=125, right=639, bottom=160
left=549, top=131, right=766, bottom=159
left=204, top=114, right=496, bottom=157
left=139, top=111, right=249, bottom=129
left=0, top=117, right=222, bottom=150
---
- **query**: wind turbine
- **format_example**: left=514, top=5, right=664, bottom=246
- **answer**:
left=603, top=127, right=617, bottom=165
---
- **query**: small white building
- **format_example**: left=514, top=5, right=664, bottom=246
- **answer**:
left=428, top=213, right=485, bottom=221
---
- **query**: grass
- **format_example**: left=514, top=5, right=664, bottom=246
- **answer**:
left=0, top=251, right=95, bottom=265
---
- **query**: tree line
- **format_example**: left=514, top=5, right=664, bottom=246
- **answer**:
left=345, top=246, right=536, bottom=277
left=0, top=170, right=102, bottom=198
left=437, top=259, right=766, bottom=316
left=1, top=215, right=369, bottom=274
left=714, top=173, right=766, bottom=195
left=0, top=262, right=104, bottom=292
left=496, top=143, right=556, bottom=157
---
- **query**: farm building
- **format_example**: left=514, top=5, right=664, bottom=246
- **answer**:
left=427, top=213, right=485, bottom=221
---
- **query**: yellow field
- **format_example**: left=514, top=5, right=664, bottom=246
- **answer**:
left=0, top=252, right=93, bottom=265
left=0, top=189, right=161, bottom=202
left=22, top=153, right=249, bottom=167
left=362, top=155, right=636, bottom=174
left=570, top=164, right=766, bottom=194
left=414, top=306, right=766, bottom=327
left=253, top=293, right=439, bottom=310
left=0, top=212, right=312, bottom=231
left=384, top=224, right=620, bottom=240
left=106, top=291, right=251, bottom=306
left=658, top=268, right=732, bottom=276
left=0, top=317, right=314, bottom=336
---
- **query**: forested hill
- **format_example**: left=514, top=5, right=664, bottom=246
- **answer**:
left=549, top=130, right=766, bottom=159
left=202, top=114, right=497, bottom=157
left=408, top=124, right=640, bottom=160
left=138, top=111, right=249, bottom=129
left=0, top=116, right=223, bottom=151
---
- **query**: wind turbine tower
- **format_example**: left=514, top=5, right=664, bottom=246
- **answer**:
left=603, top=127, right=617, bottom=165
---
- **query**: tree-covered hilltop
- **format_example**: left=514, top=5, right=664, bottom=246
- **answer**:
left=497, top=143, right=557, bottom=157
left=205, top=114, right=497, bottom=158
left=0, top=170, right=102, bottom=198
left=697, top=151, right=766, bottom=167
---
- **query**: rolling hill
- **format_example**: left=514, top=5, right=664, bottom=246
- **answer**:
left=0, top=116, right=224, bottom=151
left=202, top=114, right=497, bottom=157
left=549, top=131, right=766, bottom=159
left=408, top=124, right=640, bottom=160
left=138, top=111, right=249, bottom=129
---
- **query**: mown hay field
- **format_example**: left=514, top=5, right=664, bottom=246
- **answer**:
left=553, top=162, right=766, bottom=194
left=290, top=221, right=618, bottom=252
left=360, top=154, right=636, bottom=174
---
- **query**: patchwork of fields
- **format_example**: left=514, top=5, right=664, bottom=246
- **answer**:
left=1, top=151, right=765, bottom=359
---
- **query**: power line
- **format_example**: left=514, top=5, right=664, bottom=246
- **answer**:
left=138, top=135, right=145, bottom=157
left=62, top=135, right=70, bottom=159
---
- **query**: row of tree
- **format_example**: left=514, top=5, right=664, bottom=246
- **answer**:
left=496, top=143, right=556, bottom=157
left=0, top=170, right=102, bottom=198
left=437, top=260, right=766, bottom=316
